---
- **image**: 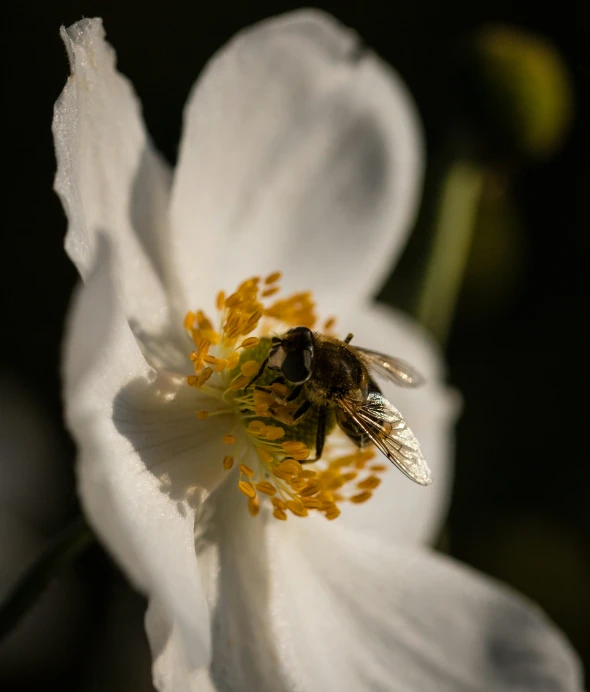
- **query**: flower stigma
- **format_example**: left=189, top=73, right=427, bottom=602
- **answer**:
left=185, top=273, right=386, bottom=521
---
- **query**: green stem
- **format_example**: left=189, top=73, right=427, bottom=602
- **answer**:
left=415, top=161, right=485, bottom=346
left=0, top=515, right=94, bottom=641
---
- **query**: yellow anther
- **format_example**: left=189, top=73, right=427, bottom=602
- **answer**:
left=256, top=447, right=274, bottom=464
left=271, top=496, right=287, bottom=510
left=325, top=507, right=341, bottom=520
left=184, top=311, right=195, bottom=330
left=224, top=292, right=243, bottom=308
left=370, top=464, right=387, bottom=472
left=196, top=410, right=209, bottom=420
left=263, top=426, right=285, bottom=441
left=290, top=479, right=308, bottom=493
left=248, top=420, right=265, bottom=433
left=239, top=464, right=255, bottom=479
left=281, top=441, right=307, bottom=452
left=216, top=291, right=225, bottom=311
left=187, top=375, right=198, bottom=387
left=300, top=483, right=322, bottom=497
left=226, top=352, right=240, bottom=370
left=238, top=481, right=256, bottom=498
left=271, top=382, right=289, bottom=396
left=196, top=367, right=213, bottom=387
left=261, top=286, right=280, bottom=298
left=324, top=316, right=336, bottom=331
left=223, top=455, right=234, bottom=470
left=273, top=508, right=288, bottom=521
left=241, top=361, right=259, bottom=377
left=276, top=459, right=303, bottom=475
left=222, top=434, right=236, bottom=445
left=240, top=337, right=260, bottom=349
left=215, top=358, right=228, bottom=372
left=255, top=481, right=277, bottom=496
left=248, top=496, right=260, bottom=517
left=290, top=449, right=311, bottom=461
left=286, top=500, right=308, bottom=517
left=357, top=476, right=381, bottom=490
left=230, top=376, right=251, bottom=390
left=203, top=355, right=220, bottom=365
left=299, top=470, right=317, bottom=478
left=265, top=271, right=282, bottom=285
left=340, top=471, right=358, bottom=482
left=350, top=491, right=373, bottom=504
left=302, top=497, right=323, bottom=509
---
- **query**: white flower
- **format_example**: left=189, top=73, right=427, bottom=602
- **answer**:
left=53, top=10, right=582, bottom=692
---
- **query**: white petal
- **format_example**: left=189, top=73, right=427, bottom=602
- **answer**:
left=337, top=302, right=457, bottom=545
left=193, top=500, right=582, bottom=691
left=63, top=241, right=231, bottom=672
left=170, top=10, right=423, bottom=316
left=53, top=18, right=175, bottom=345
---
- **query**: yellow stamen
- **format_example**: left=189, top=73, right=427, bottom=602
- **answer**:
left=350, top=491, right=373, bottom=504
left=265, top=271, right=282, bottom=284
left=248, top=496, right=260, bottom=516
left=255, top=481, right=277, bottom=496
left=239, top=464, right=255, bottom=479
left=240, top=337, right=260, bottom=349
left=238, top=481, right=256, bottom=498
left=240, top=360, right=259, bottom=377
left=183, top=273, right=386, bottom=522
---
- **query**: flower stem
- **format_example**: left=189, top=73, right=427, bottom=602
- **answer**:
left=0, top=515, right=94, bottom=641
left=414, top=160, right=485, bottom=346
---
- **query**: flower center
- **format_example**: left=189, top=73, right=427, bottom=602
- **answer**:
left=185, top=273, right=385, bottom=521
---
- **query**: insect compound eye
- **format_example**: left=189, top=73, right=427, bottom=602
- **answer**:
left=281, top=348, right=312, bottom=384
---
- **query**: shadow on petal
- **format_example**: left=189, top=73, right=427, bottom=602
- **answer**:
left=112, top=372, right=230, bottom=518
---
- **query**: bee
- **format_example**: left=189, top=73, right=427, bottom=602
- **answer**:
left=247, top=326, right=431, bottom=485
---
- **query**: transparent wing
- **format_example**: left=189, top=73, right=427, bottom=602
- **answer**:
left=352, top=346, right=425, bottom=388
left=338, top=392, right=432, bottom=485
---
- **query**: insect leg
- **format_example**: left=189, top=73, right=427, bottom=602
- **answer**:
left=285, top=383, right=304, bottom=402
left=301, top=406, right=327, bottom=463
left=245, top=354, right=270, bottom=391
left=291, top=399, right=311, bottom=421
left=344, top=333, right=353, bottom=344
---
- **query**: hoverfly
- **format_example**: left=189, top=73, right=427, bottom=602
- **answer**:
left=247, top=326, right=431, bottom=485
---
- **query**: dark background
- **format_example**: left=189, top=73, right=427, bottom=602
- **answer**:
left=2, top=2, right=587, bottom=689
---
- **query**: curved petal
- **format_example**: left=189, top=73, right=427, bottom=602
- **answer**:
left=336, top=302, right=457, bottom=545
left=191, top=497, right=582, bottom=692
left=53, top=18, right=174, bottom=342
left=169, top=10, right=423, bottom=316
left=63, top=240, right=233, bottom=673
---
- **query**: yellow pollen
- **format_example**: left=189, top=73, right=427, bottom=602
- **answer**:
left=239, top=464, right=255, bottom=479
left=184, top=273, right=386, bottom=522
left=238, top=481, right=256, bottom=498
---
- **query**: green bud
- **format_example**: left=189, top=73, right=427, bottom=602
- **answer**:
left=470, top=25, right=573, bottom=158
